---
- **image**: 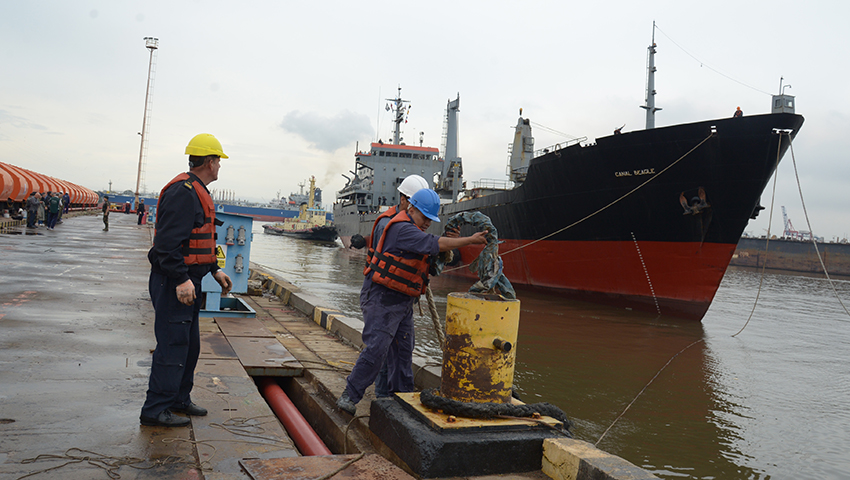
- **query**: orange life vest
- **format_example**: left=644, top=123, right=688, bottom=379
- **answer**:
left=364, top=205, right=398, bottom=273
left=364, top=210, right=430, bottom=297
left=157, top=173, right=218, bottom=265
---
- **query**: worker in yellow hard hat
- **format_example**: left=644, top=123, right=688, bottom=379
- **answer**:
left=141, top=133, right=232, bottom=427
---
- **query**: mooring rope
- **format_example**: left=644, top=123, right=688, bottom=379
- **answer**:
left=424, top=286, right=446, bottom=351
left=731, top=132, right=785, bottom=337
left=787, top=139, right=850, bottom=319
left=595, top=339, right=704, bottom=447
left=419, top=388, right=573, bottom=436
left=733, top=132, right=850, bottom=338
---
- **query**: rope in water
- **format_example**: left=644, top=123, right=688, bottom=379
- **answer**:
left=733, top=131, right=850, bottom=338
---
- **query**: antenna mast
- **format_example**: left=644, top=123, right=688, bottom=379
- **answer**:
left=641, top=22, right=661, bottom=129
left=386, top=86, right=409, bottom=145
left=135, top=37, right=158, bottom=208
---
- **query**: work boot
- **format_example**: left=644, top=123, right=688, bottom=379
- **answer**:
left=171, top=401, right=207, bottom=416
left=336, top=390, right=356, bottom=415
left=140, top=410, right=191, bottom=427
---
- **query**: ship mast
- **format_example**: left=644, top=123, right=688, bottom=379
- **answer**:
left=307, top=176, right=315, bottom=209
left=641, top=22, right=661, bottom=129
left=386, top=86, right=409, bottom=145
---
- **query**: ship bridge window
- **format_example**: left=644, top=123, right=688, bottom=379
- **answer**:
left=400, top=153, right=412, bottom=158
left=379, top=151, right=385, bottom=156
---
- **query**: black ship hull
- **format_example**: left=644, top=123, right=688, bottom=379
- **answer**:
left=335, top=113, right=804, bottom=320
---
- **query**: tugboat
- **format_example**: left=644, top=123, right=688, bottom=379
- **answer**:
left=263, top=176, right=338, bottom=242
left=333, top=32, right=804, bottom=321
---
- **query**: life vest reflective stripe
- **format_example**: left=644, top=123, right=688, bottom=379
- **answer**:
left=363, top=205, right=398, bottom=275
left=365, top=210, right=429, bottom=297
left=157, top=172, right=218, bottom=265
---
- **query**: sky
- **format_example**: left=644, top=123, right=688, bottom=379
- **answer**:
left=2, top=1, right=849, bottom=240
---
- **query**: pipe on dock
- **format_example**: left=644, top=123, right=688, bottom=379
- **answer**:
left=257, top=377, right=332, bottom=456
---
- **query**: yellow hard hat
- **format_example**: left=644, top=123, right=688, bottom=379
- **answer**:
left=185, top=133, right=228, bottom=158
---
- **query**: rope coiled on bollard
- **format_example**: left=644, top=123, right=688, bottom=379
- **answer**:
left=419, top=388, right=573, bottom=436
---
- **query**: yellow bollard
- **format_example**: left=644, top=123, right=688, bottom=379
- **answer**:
left=441, top=292, right=521, bottom=403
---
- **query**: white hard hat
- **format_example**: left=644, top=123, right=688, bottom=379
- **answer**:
left=397, top=174, right=429, bottom=198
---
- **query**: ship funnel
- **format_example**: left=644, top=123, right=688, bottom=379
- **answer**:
left=509, top=116, right=533, bottom=184
left=436, top=94, right=463, bottom=202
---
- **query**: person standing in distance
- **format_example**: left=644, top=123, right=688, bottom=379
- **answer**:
left=101, top=196, right=109, bottom=231
left=337, top=188, right=487, bottom=415
left=140, top=133, right=233, bottom=427
left=26, top=192, right=41, bottom=229
left=137, top=198, right=146, bottom=225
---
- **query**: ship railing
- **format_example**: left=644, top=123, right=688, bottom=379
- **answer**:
left=535, top=137, right=587, bottom=158
left=468, top=178, right=515, bottom=191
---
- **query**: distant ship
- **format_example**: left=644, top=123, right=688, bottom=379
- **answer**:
left=216, top=182, right=331, bottom=223
left=333, top=36, right=804, bottom=321
left=263, top=176, right=338, bottom=242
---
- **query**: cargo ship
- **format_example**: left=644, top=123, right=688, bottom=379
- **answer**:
left=333, top=38, right=804, bottom=320
left=100, top=181, right=331, bottom=223
left=263, top=176, right=338, bottom=242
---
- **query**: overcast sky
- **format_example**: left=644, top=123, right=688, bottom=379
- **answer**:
left=2, top=1, right=848, bottom=239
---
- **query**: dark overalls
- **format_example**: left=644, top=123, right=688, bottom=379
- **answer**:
left=141, top=173, right=218, bottom=419
left=344, top=220, right=439, bottom=404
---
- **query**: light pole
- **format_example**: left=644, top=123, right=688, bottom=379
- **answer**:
left=135, top=37, right=158, bottom=209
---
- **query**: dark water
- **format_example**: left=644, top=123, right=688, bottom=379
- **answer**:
left=250, top=224, right=850, bottom=479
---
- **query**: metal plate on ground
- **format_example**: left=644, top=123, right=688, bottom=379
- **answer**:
left=214, top=316, right=275, bottom=337
left=199, top=332, right=238, bottom=359
left=226, top=336, right=303, bottom=377
left=240, top=454, right=414, bottom=480
left=192, top=359, right=298, bottom=477
left=395, top=392, right=563, bottom=432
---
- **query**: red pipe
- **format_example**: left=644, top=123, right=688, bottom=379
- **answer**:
left=257, top=377, right=332, bottom=456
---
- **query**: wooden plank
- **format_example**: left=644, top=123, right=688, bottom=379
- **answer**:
left=200, top=332, right=239, bottom=360
left=394, top=392, right=564, bottom=432
left=226, top=337, right=303, bottom=377
left=214, top=316, right=275, bottom=338
left=192, top=359, right=299, bottom=478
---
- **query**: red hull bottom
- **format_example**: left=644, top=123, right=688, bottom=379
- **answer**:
left=447, top=240, right=737, bottom=321
left=339, top=236, right=735, bottom=320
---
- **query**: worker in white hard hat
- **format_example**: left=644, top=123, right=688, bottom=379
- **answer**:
left=337, top=188, right=488, bottom=415
left=141, top=133, right=233, bottom=428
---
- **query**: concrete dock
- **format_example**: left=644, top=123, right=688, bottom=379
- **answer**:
left=0, top=213, right=657, bottom=480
